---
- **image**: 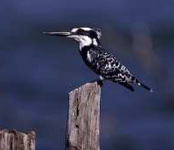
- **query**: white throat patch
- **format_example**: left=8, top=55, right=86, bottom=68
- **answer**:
left=69, top=35, right=92, bottom=50
left=69, top=35, right=99, bottom=50
left=79, top=36, right=92, bottom=50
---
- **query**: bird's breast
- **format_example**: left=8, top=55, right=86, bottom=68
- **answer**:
left=79, top=48, right=97, bottom=68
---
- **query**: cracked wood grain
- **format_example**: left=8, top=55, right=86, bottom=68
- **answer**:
left=0, top=129, right=36, bottom=150
left=66, top=82, right=101, bottom=150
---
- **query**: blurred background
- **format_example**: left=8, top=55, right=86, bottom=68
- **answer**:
left=0, top=0, right=174, bottom=150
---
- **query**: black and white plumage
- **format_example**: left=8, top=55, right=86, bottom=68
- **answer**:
left=44, top=27, right=153, bottom=92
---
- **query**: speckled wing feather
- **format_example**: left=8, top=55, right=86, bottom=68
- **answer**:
left=81, top=46, right=152, bottom=92
left=86, top=47, right=134, bottom=83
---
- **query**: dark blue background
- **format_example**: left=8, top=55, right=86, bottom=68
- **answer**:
left=0, top=0, right=174, bottom=150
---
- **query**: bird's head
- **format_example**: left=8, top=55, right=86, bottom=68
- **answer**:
left=43, top=27, right=102, bottom=49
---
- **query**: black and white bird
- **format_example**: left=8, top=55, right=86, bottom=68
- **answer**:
left=43, top=27, right=153, bottom=92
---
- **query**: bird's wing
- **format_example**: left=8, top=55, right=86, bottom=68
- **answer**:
left=96, top=51, right=133, bottom=83
left=89, top=47, right=153, bottom=92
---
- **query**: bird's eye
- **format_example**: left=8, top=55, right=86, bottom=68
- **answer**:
left=76, top=29, right=84, bottom=34
left=89, top=31, right=98, bottom=38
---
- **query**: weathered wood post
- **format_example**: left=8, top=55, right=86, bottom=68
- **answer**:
left=66, top=82, right=101, bottom=150
left=0, top=129, right=36, bottom=150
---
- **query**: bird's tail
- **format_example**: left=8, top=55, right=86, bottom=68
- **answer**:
left=118, top=82, right=135, bottom=92
left=135, top=79, right=153, bottom=92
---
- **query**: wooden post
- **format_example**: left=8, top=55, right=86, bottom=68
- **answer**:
left=66, top=82, right=101, bottom=150
left=0, top=129, right=36, bottom=150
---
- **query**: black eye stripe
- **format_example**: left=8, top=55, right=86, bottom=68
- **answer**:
left=76, top=29, right=98, bottom=39
left=89, top=31, right=97, bottom=38
left=76, top=29, right=85, bottom=34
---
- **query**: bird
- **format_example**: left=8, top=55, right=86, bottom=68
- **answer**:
left=43, top=27, right=153, bottom=92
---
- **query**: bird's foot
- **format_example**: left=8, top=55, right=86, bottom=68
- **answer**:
left=97, top=79, right=104, bottom=86
left=89, top=79, right=103, bottom=86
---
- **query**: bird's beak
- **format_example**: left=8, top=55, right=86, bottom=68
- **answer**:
left=43, top=31, right=71, bottom=37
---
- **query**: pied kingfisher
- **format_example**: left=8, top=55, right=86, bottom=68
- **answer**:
left=43, top=27, right=153, bottom=92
